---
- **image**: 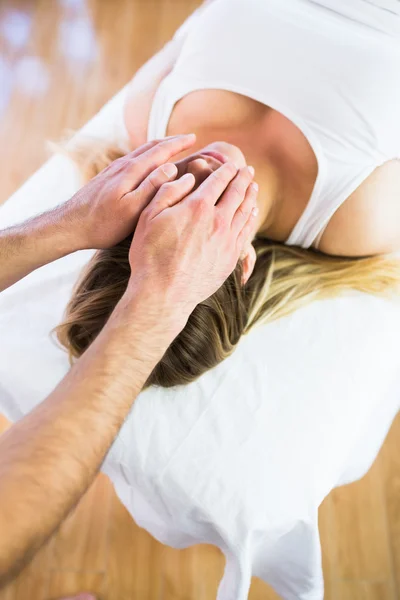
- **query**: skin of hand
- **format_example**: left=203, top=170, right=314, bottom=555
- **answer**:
left=54, top=135, right=201, bottom=251
left=128, top=160, right=259, bottom=316
left=0, top=149, right=258, bottom=587
left=0, top=135, right=198, bottom=292
left=175, top=154, right=258, bottom=282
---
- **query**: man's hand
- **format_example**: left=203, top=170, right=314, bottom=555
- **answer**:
left=63, top=134, right=197, bottom=250
left=0, top=135, right=197, bottom=292
left=125, top=161, right=259, bottom=324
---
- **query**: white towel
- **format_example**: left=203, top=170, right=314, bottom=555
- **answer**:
left=0, top=87, right=399, bottom=600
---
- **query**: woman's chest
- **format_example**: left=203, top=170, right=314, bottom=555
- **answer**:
left=166, top=89, right=271, bottom=152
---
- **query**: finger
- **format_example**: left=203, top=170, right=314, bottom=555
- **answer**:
left=147, top=172, right=196, bottom=216
left=190, top=161, right=238, bottom=206
left=175, top=153, right=222, bottom=178
left=123, top=162, right=179, bottom=210
left=185, top=158, right=213, bottom=190
left=128, top=135, right=191, bottom=160
left=236, top=209, right=259, bottom=260
left=113, top=135, right=196, bottom=193
left=232, top=182, right=259, bottom=241
left=106, top=139, right=182, bottom=176
left=217, top=166, right=254, bottom=222
left=130, top=134, right=197, bottom=177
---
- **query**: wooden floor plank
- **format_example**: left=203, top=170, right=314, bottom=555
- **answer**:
left=334, top=580, right=396, bottom=600
left=47, top=572, right=106, bottom=600
left=319, top=495, right=336, bottom=600
left=248, top=577, right=282, bottom=600
left=161, top=545, right=201, bottom=600
left=193, top=544, right=224, bottom=599
left=380, top=414, right=400, bottom=597
left=0, top=537, right=53, bottom=600
left=106, top=491, right=163, bottom=600
left=51, top=474, right=112, bottom=572
left=329, top=457, right=393, bottom=581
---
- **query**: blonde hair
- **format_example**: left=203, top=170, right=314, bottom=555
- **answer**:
left=56, top=141, right=400, bottom=388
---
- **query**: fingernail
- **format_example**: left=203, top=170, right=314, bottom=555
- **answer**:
left=182, top=133, right=196, bottom=141
left=162, top=163, right=178, bottom=178
left=181, top=172, right=196, bottom=184
left=248, top=166, right=255, bottom=176
left=251, top=182, right=259, bottom=192
left=251, top=207, right=259, bottom=217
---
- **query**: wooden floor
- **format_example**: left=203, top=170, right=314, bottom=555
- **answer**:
left=0, top=0, right=399, bottom=598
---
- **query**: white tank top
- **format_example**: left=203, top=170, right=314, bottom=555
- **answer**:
left=147, top=0, right=400, bottom=249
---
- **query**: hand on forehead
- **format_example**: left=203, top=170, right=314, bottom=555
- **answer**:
left=179, top=157, right=218, bottom=190
left=175, top=154, right=233, bottom=192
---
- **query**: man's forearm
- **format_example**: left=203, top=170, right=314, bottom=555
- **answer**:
left=0, top=203, right=80, bottom=292
left=0, top=285, right=184, bottom=586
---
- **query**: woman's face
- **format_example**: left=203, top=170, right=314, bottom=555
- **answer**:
left=175, top=141, right=247, bottom=182
left=175, top=141, right=256, bottom=285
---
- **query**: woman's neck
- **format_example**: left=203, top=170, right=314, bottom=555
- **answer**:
left=246, top=155, right=283, bottom=238
left=249, top=142, right=318, bottom=243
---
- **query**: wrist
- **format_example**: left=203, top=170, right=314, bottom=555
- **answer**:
left=115, top=280, right=190, bottom=341
left=2, top=209, right=78, bottom=270
left=94, top=285, right=187, bottom=371
left=49, top=198, right=88, bottom=254
left=25, top=203, right=86, bottom=260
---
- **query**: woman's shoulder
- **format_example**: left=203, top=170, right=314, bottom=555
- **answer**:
left=124, top=41, right=183, bottom=146
left=316, top=159, right=400, bottom=257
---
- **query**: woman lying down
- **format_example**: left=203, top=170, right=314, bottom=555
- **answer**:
left=57, top=0, right=400, bottom=386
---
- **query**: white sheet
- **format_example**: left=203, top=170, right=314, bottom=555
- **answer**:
left=1, top=87, right=400, bottom=600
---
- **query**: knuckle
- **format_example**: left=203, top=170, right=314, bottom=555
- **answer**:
left=153, top=143, right=167, bottom=158
left=157, top=137, right=177, bottom=153
left=160, top=181, right=177, bottom=197
left=230, top=180, right=244, bottom=196
left=112, top=155, right=126, bottom=169
left=211, top=163, right=237, bottom=187
left=116, top=181, right=128, bottom=197
left=224, top=162, right=239, bottom=177
left=140, top=204, right=152, bottom=221
left=236, top=205, right=248, bottom=221
left=193, top=198, right=209, bottom=216
left=212, top=168, right=226, bottom=182
left=147, top=145, right=166, bottom=164
left=146, top=171, right=161, bottom=193
left=214, top=213, right=227, bottom=230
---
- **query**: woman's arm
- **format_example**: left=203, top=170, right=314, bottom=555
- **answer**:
left=124, top=40, right=183, bottom=147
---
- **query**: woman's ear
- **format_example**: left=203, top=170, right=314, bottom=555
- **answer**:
left=241, top=243, right=257, bottom=285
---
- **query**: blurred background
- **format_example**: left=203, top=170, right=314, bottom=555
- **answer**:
left=0, top=1, right=399, bottom=599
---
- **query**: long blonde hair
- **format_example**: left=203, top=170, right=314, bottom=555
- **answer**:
left=56, top=141, right=400, bottom=388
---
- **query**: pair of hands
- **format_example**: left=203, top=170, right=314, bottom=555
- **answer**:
left=65, top=134, right=259, bottom=317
